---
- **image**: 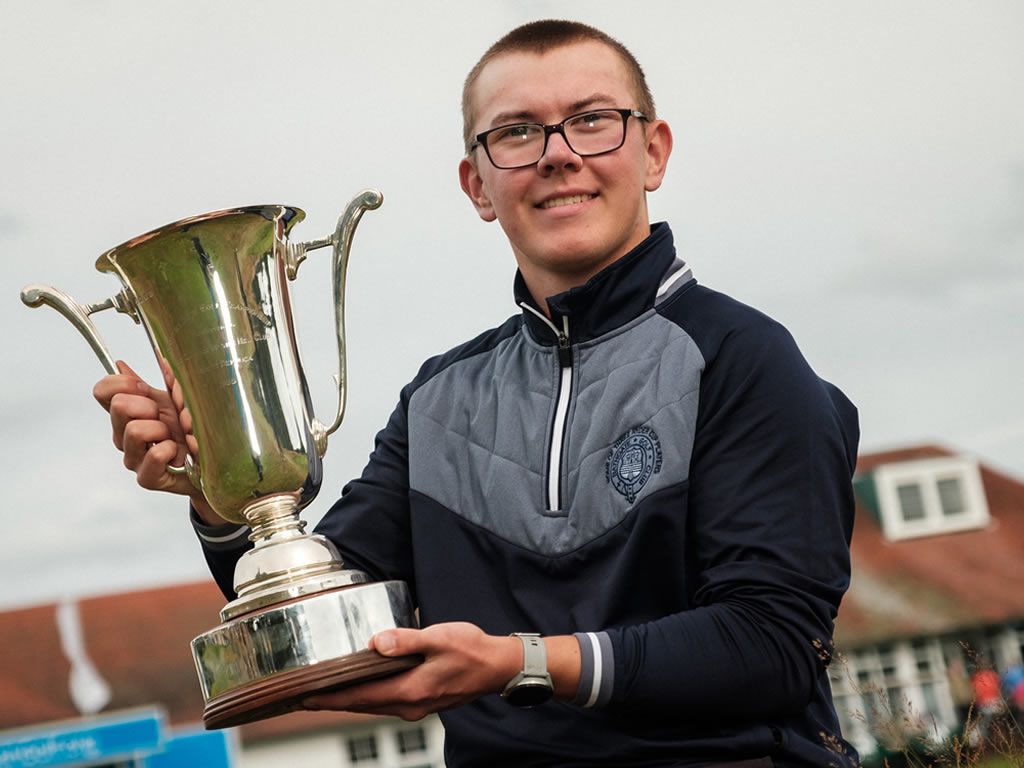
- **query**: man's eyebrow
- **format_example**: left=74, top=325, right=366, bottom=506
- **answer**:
left=565, top=93, right=618, bottom=114
left=488, top=110, right=536, bottom=127
left=486, top=94, right=619, bottom=128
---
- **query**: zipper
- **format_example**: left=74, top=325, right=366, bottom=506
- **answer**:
left=521, top=303, right=573, bottom=511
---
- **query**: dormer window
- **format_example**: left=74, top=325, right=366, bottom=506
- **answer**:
left=873, top=457, right=989, bottom=541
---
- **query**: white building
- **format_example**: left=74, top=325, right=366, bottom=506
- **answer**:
left=831, top=445, right=1024, bottom=759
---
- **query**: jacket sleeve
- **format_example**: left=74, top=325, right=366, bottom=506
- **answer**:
left=192, top=510, right=251, bottom=601
left=313, top=384, right=417, bottom=596
left=597, top=316, right=859, bottom=717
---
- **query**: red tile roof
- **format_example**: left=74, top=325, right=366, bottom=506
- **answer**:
left=837, top=444, right=1024, bottom=647
left=0, top=581, right=370, bottom=742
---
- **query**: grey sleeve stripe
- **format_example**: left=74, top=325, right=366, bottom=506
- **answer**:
left=594, top=631, right=614, bottom=707
left=572, top=633, right=594, bottom=706
left=197, top=525, right=248, bottom=545
left=572, top=631, right=614, bottom=708
left=191, top=507, right=248, bottom=547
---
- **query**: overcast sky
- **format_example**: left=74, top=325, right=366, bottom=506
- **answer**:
left=1, top=1, right=1021, bottom=611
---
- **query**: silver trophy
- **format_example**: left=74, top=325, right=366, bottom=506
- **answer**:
left=21, top=191, right=419, bottom=728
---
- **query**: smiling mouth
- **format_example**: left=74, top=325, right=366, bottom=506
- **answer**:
left=538, top=193, right=597, bottom=210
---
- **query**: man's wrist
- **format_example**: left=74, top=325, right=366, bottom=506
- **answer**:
left=545, top=635, right=582, bottom=700
left=495, top=634, right=581, bottom=704
left=191, top=496, right=229, bottom=527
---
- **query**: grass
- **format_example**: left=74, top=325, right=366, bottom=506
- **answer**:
left=833, top=648, right=1024, bottom=768
left=976, top=758, right=1020, bottom=768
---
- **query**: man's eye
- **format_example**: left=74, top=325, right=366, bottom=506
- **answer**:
left=493, top=125, right=537, bottom=143
left=575, top=112, right=614, bottom=129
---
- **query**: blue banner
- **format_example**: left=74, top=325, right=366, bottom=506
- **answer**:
left=0, top=709, right=163, bottom=768
left=145, top=730, right=232, bottom=768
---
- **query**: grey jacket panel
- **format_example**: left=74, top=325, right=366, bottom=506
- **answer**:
left=566, top=310, right=703, bottom=525
left=408, top=308, right=704, bottom=556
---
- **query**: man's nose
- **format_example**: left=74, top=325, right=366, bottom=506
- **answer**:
left=538, top=129, right=581, bottom=172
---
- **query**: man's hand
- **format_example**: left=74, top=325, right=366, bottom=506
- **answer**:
left=92, top=359, right=223, bottom=524
left=303, top=623, right=520, bottom=721
left=302, top=623, right=581, bottom=721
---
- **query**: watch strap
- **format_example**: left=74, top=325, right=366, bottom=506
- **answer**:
left=518, top=633, right=547, bottom=679
left=501, top=632, right=553, bottom=706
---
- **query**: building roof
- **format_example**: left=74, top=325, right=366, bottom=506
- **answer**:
left=836, top=444, right=1024, bottom=648
left=0, top=580, right=375, bottom=741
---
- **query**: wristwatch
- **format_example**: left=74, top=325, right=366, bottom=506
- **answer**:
left=501, top=633, right=554, bottom=707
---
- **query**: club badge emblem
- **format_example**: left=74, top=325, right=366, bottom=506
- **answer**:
left=606, top=426, right=663, bottom=503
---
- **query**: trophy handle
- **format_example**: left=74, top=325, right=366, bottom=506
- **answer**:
left=20, top=284, right=135, bottom=375
left=286, top=189, right=383, bottom=457
left=20, top=283, right=200, bottom=486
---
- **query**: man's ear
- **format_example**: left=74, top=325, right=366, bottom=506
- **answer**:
left=642, top=119, right=673, bottom=193
left=459, top=157, right=497, bottom=222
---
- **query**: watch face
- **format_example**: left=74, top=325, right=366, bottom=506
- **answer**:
left=506, top=680, right=554, bottom=708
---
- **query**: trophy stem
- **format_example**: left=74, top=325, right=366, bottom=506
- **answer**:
left=225, top=493, right=370, bottom=620
left=243, top=494, right=306, bottom=545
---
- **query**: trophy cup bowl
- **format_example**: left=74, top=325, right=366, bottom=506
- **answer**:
left=21, top=191, right=420, bottom=728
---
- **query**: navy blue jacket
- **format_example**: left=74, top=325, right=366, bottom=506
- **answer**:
left=198, top=223, right=860, bottom=767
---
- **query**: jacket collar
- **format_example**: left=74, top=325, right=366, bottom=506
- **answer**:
left=514, top=222, right=680, bottom=345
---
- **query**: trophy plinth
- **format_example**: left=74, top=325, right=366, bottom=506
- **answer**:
left=194, top=583, right=420, bottom=729
left=22, top=192, right=421, bottom=729
left=191, top=492, right=419, bottom=728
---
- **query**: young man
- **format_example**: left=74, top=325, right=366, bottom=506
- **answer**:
left=95, top=20, right=860, bottom=768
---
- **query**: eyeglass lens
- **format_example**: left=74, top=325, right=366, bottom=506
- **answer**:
left=487, top=110, right=626, bottom=168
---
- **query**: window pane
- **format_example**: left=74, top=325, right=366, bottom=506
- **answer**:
left=833, top=695, right=858, bottom=739
left=912, top=639, right=934, bottom=675
left=887, top=686, right=905, bottom=716
left=922, top=681, right=940, bottom=715
left=897, top=483, right=926, bottom=521
left=879, top=648, right=898, bottom=684
left=348, top=734, right=378, bottom=762
left=398, top=726, right=427, bottom=754
left=937, top=477, right=965, bottom=516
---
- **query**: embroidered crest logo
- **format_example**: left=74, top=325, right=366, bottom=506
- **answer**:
left=605, top=426, right=663, bottom=503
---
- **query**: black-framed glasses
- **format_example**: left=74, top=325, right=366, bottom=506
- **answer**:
left=470, top=108, right=648, bottom=169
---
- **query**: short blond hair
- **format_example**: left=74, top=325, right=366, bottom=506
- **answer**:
left=462, top=19, right=656, bottom=153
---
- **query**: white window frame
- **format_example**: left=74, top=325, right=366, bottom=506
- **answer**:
left=338, top=717, right=446, bottom=768
left=873, top=457, right=989, bottom=541
left=829, top=638, right=957, bottom=757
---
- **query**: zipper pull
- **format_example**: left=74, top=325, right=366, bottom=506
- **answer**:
left=517, top=301, right=573, bottom=366
left=557, top=316, right=572, bottom=368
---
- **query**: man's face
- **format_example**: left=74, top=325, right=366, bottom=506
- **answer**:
left=459, top=40, right=672, bottom=290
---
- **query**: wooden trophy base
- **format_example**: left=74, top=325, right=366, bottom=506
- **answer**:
left=192, top=580, right=420, bottom=729
left=203, top=650, right=421, bottom=729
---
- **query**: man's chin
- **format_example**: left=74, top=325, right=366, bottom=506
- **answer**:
left=536, top=248, right=621, bottom=283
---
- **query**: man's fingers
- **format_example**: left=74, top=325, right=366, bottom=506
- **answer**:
left=369, top=628, right=425, bottom=657
left=93, top=373, right=149, bottom=412
left=122, top=420, right=172, bottom=470
left=158, top=356, right=173, bottom=385
left=92, top=359, right=195, bottom=498
left=136, top=439, right=189, bottom=493
left=302, top=675, right=425, bottom=719
left=170, top=377, right=185, bottom=412
left=180, top=406, right=194, bottom=435
left=109, top=393, right=161, bottom=450
left=116, top=360, right=144, bottom=381
left=369, top=624, right=478, bottom=658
